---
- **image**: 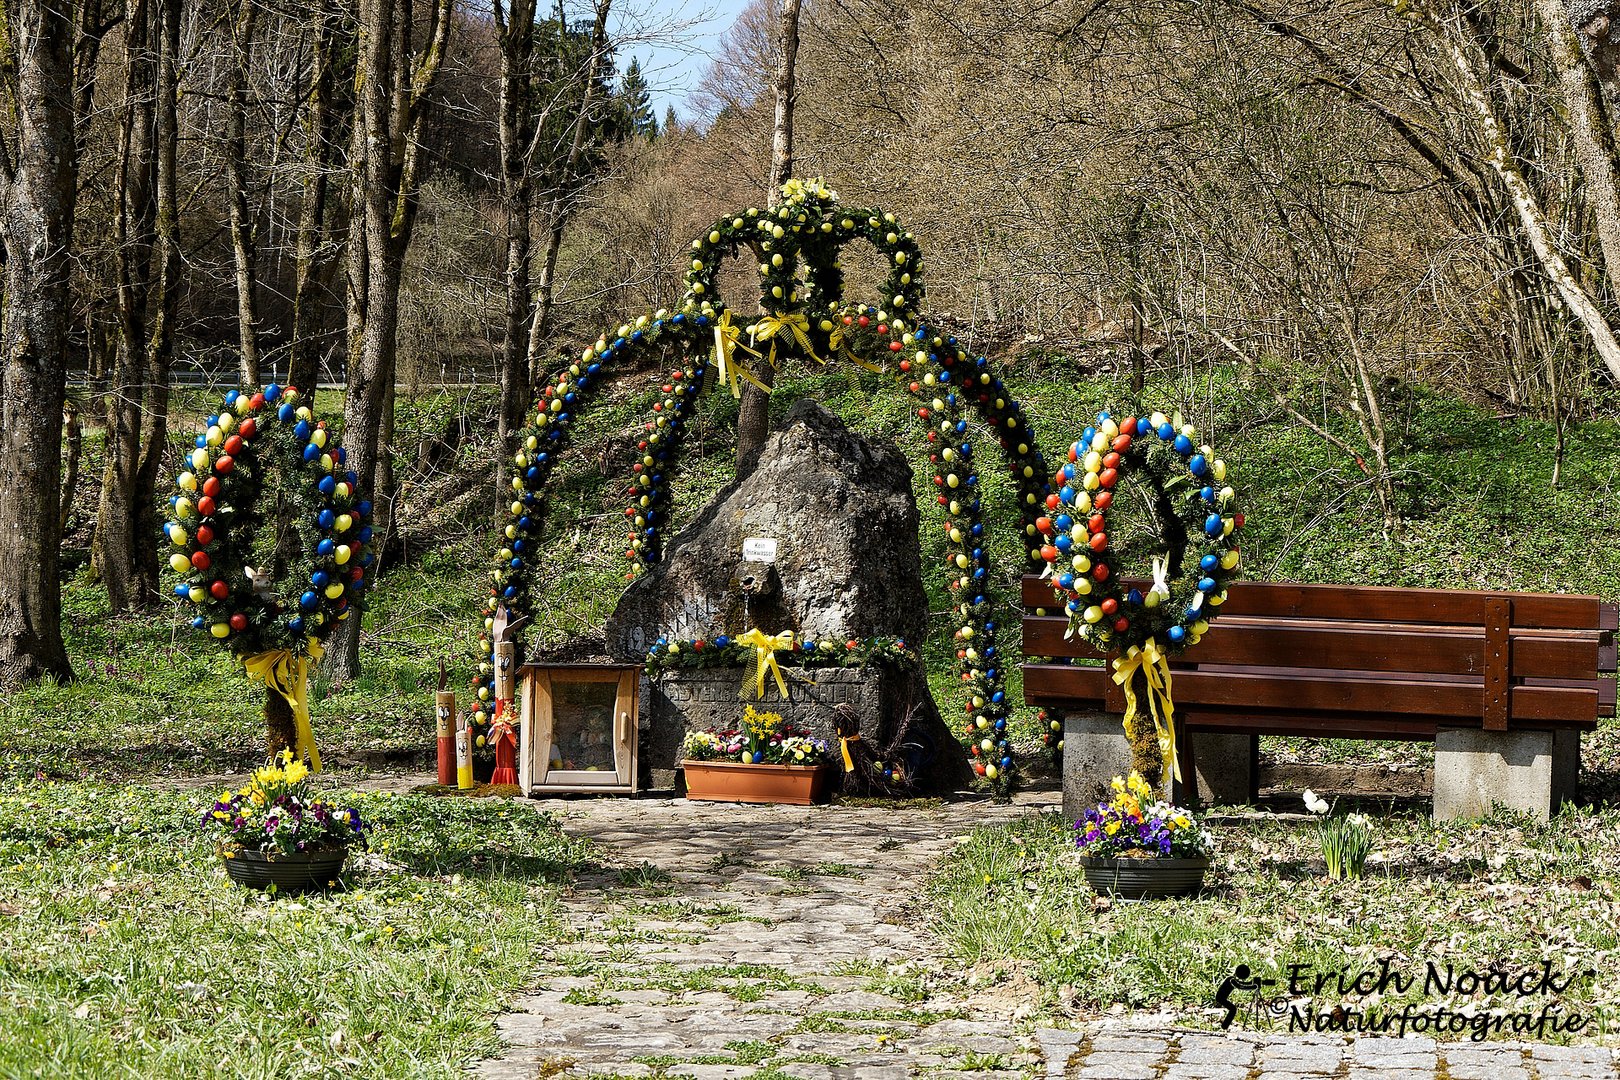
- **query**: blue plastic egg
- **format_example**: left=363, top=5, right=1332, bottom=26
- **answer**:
left=264, top=383, right=281, bottom=402
left=1174, top=434, right=1193, bottom=455
left=1201, top=554, right=1218, bottom=572
left=1188, top=453, right=1207, bottom=475
left=1168, top=625, right=1187, bottom=642
left=317, top=509, right=335, bottom=529
left=299, top=591, right=318, bottom=611
left=1204, top=514, right=1222, bottom=536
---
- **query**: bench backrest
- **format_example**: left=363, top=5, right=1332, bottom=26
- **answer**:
left=1020, top=576, right=1617, bottom=731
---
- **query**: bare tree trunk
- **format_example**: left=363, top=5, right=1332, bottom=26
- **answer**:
left=0, top=0, right=80, bottom=686
left=60, top=401, right=83, bottom=534
left=289, top=0, right=342, bottom=396
left=524, top=0, right=613, bottom=391
left=227, top=0, right=262, bottom=386
left=327, top=0, right=453, bottom=683
left=1125, top=194, right=1147, bottom=395
left=735, top=0, right=803, bottom=470
left=95, top=0, right=158, bottom=613
left=495, top=0, right=538, bottom=502
left=1419, top=3, right=1620, bottom=381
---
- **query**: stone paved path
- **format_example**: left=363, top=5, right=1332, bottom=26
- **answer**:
left=473, top=793, right=1620, bottom=1080
left=476, top=792, right=1051, bottom=1079
left=1039, top=1026, right=1619, bottom=1080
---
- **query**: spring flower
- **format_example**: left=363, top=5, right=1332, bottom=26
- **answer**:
left=1303, top=789, right=1329, bottom=815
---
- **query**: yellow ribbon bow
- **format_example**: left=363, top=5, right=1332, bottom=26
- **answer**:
left=736, top=628, right=795, bottom=700
left=712, top=310, right=769, bottom=399
left=242, top=638, right=325, bottom=773
left=1111, top=636, right=1180, bottom=783
left=751, top=311, right=821, bottom=368
left=839, top=733, right=861, bottom=772
left=826, top=322, right=887, bottom=374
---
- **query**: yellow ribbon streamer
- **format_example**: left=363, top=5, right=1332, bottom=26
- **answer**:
left=839, top=733, right=861, bottom=772
left=1111, top=637, right=1180, bottom=783
left=712, top=310, right=769, bottom=398
left=751, top=312, right=821, bottom=368
left=736, top=628, right=795, bottom=700
left=242, top=639, right=325, bottom=773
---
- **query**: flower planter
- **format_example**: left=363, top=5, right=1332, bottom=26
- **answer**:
left=681, top=759, right=831, bottom=805
left=1077, top=854, right=1209, bottom=899
left=222, top=846, right=350, bottom=892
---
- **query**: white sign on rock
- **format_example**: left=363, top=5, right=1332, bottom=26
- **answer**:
left=742, top=536, right=778, bottom=563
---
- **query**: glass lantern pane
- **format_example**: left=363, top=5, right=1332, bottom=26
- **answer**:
left=548, top=679, right=619, bottom=773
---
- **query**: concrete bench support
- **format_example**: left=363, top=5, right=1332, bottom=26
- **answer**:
left=1061, top=710, right=1255, bottom=822
left=1432, top=727, right=1580, bottom=822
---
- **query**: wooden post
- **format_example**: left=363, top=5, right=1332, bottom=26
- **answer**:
left=455, top=725, right=473, bottom=789
left=435, top=689, right=456, bottom=786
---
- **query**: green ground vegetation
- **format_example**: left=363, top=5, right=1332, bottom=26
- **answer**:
left=0, top=781, right=598, bottom=1078
left=928, top=804, right=1620, bottom=1038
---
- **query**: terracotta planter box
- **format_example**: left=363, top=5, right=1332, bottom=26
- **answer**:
left=681, top=759, right=831, bottom=805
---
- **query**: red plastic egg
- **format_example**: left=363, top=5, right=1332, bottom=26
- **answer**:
left=202, top=477, right=221, bottom=498
left=229, top=613, right=248, bottom=632
left=1112, top=434, right=1132, bottom=453
left=1094, top=491, right=1113, bottom=510
left=1098, top=468, right=1117, bottom=489
left=1088, top=533, right=1108, bottom=552
left=215, top=455, right=234, bottom=474
left=197, top=496, right=216, bottom=517
left=191, top=551, right=212, bottom=571
left=238, top=418, right=256, bottom=439
left=196, top=524, right=214, bottom=546
left=224, top=435, right=243, bottom=456
left=210, top=580, right=229, bottom=600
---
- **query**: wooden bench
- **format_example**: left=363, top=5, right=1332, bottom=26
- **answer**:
left=1019, top=576, right=1617, bottom=820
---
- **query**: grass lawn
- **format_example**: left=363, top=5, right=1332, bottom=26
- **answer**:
left=0, top=782, right=599, bottom=1078
left=927, top=801, right=1620, bottom=1039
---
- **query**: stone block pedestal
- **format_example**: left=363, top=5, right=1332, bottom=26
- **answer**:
left=1060, top=710, right=1256, bottom=822
left=1432, top=726, right=1580, bottom=821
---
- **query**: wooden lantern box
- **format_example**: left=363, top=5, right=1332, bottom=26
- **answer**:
left=517, top=663, right=641, bottom=795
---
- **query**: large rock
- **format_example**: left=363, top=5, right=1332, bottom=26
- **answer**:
left=606, top=400, right=970, bottom=793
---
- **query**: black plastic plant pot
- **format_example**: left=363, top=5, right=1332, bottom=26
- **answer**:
left=1076, top=854, right=1210, bottom=899
left=222, top=846, right=350, bottom=892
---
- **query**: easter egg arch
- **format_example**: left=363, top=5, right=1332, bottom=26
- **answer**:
left=474, top=179, right=1055, bottom=793
left=163, top=383, right=375, bottom=770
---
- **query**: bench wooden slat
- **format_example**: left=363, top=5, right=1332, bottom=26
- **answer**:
left=1175, top=709, right=1438, bottom=741
left=1020, top=577, right=1604, bottom=630
left=1022, top=615, right=1602, bottom=680
left=1604, top=602, right=1619, bottom=633
left=1022, top=664, right=1601, bottom=728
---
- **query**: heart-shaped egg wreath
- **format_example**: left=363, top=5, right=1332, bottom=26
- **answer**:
left=1036, top=408, right=1243, bottom=784
left=163, top=383, right=372, bottom=769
